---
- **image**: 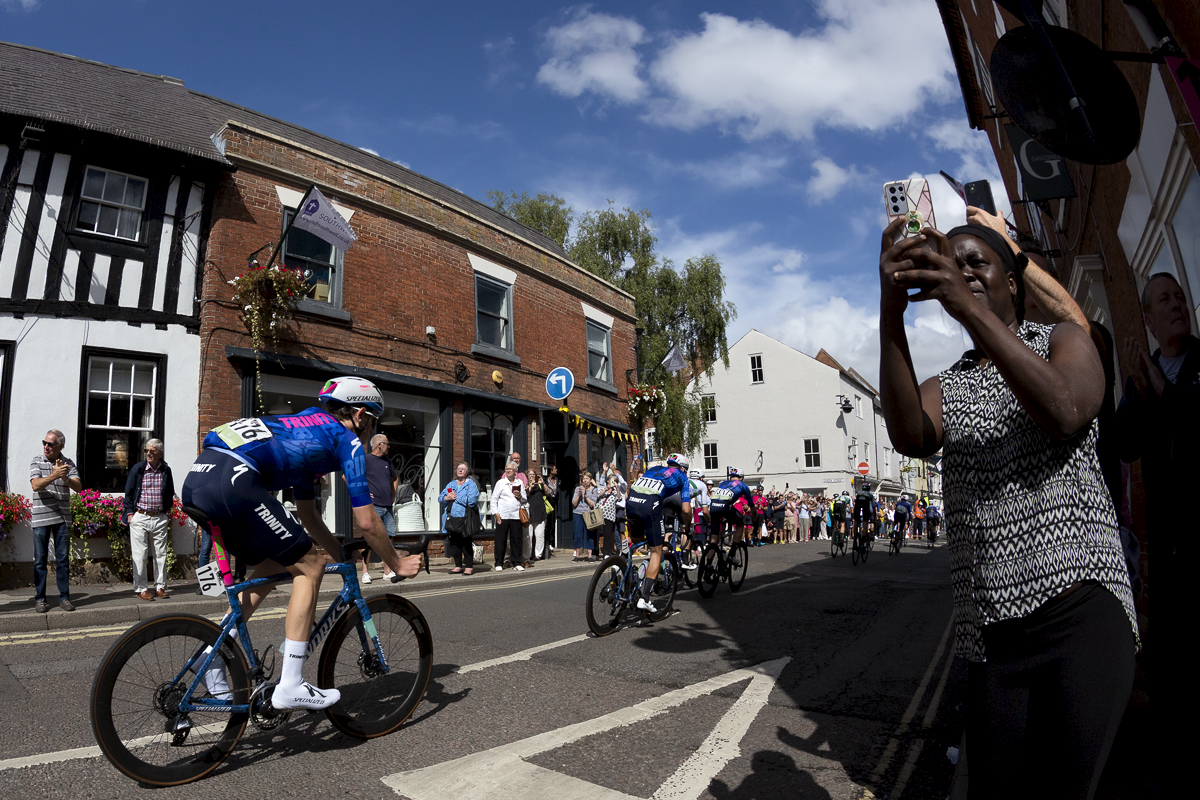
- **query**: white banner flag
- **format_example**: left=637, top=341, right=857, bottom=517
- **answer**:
left=292, top=186, right=356, bottom=252
left=661, top=344, right=686, bottom=374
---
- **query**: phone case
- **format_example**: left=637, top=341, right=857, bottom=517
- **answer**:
left=884, top=179, right=937, bottom=239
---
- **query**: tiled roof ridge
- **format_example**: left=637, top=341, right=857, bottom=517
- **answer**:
left=0, top=40, right=185, bottom=86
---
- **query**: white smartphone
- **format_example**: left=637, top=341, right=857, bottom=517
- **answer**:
left=883, top=179, right=937, bottom=241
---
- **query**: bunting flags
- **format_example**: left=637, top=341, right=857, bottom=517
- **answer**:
left=569, top=413, right=638, bottom=443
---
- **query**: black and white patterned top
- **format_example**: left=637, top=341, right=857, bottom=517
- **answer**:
left=939, top=321, right=1139, bottom=661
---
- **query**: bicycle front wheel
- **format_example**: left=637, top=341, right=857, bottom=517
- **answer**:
left=318, top=594, right=433, bottom=739
left=586, top=555, right=628, bottom=636
left=697, top=545, right=721, bottom=598
left=728, top=541, right=749, bottom=592
left=90, top=614, right=249, bottom=786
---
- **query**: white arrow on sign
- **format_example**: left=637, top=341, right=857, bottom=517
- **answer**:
left=382, top=657, right=790, bottom=800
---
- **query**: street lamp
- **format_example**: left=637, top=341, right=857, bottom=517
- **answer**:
left=835, top=394, right=854, bottom=414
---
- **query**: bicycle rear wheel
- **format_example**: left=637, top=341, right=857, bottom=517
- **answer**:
left=647, top=551, right=680, bottom=621
left=728, top=541, right=749, bottom=592
left=679, top=543, right=698, bottom=589
left=851, top=540, right=861, bottom=565
left=829, top=536, right=837, bottom=558
left=90, top=614, right=249, bottom=786
left=586, top=555, right=628, bottom=636
left=318, top=594, right=434, bottom=739
left=697, top=545, right=721, bottom=598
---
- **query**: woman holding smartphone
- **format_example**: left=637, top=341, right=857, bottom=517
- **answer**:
left=878, top=217, right=1137, bottom=798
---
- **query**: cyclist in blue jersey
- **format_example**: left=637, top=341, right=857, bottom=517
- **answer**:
left=664, top=470, right=709, bottom=558
left=182, top=376, right=422, bottom=710
left=708, top=468, right=755, bottom=545
left=625, top=453, right=692, bottom=613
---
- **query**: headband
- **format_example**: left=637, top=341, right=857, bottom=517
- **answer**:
left=945, top=224, right=1019, bottom=274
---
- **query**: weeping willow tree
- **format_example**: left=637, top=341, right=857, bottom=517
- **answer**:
left=489, top=192, right=736, bottom=454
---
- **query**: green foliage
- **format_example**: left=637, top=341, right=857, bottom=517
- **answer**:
left=487, top=192, right=737, bottom=456
left=486, top=190, right=573, bottom=249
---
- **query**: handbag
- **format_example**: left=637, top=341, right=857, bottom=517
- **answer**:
left=543, top=496, right=554, bottom=514
left=445, top=514, right=465, bottom=535
left=519, top=506, right=530, bottom=525
left=583, top=506, right=605, bottom=530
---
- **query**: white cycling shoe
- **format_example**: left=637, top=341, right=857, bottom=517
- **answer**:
left=636, top=597, right=659, bottom=614
left=271, top=681, right=341, bottom=710
left=681, top=562, right=698, bottom=571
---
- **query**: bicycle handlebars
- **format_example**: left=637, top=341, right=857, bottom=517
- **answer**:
left=342, top=535, right=432, bottom=579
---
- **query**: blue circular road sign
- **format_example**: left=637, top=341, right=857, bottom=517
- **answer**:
left=545, top=367, right=575, bottom=401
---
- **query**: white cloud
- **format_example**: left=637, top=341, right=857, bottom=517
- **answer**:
left=358, top=146, right=380, bottom=156
left=646, top=3, right=956, bottom=139
left=1, top=0, right=40, bottom=10
left=655, top=151, right=791, bottom=189
left=658, top=218, right=968, bottom=388
left=537, top=10, right=647, bottom=102
left=807, top=157, right=864, bottom=202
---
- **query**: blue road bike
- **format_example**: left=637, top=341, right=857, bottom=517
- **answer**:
left=89, top=507, right=434, bottom=786
left=586, top=531, right=681, bottom=636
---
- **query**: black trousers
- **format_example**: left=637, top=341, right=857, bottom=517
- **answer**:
left=444, top=530, right=473, bottom=569
left=493, top=518, right=522, bottom=566
left=600, top=518, right=616, bottom=556
left=967, top=582, right=1134, bottom=800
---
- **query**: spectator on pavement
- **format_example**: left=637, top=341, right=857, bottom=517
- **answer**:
left=361, top=433, right=399, bottom=584
left=29, top=429, right=81, bottom=613
left=122, top=438, right=175, bottom=601
left=543, top=466, right=558, bottom=558
left=440, top=461, right=479, bottom=575
left=597, top=473, right=620, bottom=556
left=508, top=451, right=528, bottom=487
left=1114, top=271, right=1199, bottom=794
left=879, top=217, right=1138, bottom=796
left=491, top=462, right=527, bottom=571
left=525, top=466, right=548, bottom=563
left=571, top=472, right=599, bottom=561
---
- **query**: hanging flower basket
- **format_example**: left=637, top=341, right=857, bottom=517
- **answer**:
left=228, top=262, right=309, bottom=352
left=627, top=383, right=666, bottom=420
left=0, top=491, right=32, bottom=542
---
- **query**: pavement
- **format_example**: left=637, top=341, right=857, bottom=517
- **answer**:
left=0, top=550, right=606, bottom=634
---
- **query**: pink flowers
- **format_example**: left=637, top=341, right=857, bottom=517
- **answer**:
left=0, top=491, right=31, bottom=540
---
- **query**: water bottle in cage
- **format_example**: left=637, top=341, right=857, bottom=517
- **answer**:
left=637, top=561, right=647, bottom=582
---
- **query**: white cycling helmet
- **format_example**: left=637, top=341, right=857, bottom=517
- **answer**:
left=318, top=376, right=384, bottom=418
left=666, top=453, right=689, bottom=470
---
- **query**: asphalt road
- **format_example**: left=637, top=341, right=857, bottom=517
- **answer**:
left=0, top=538, right=966, bottom=799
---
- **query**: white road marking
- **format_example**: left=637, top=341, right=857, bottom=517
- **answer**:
left=734, top=576, right=801, bottom=595
left=453, top=634, right=589, bottom=674
left=381, top=657, right=791, bottom=800
left=865, top=616, right=954, bottom=794
left=0, top=723, right=228, bottom=772
left=888, top=628, right=958, bottom=799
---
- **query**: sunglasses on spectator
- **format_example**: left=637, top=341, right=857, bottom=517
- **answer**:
left=42, top=440, right=61, bottom=448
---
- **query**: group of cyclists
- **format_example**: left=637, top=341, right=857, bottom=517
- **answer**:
left=827, top=481, right=941, bottom=556
left=182, top=374, right=945, bottom=695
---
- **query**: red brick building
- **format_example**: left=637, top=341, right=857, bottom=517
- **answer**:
left=0, top=42, right=638, bottom=559
left=196, top=104, right=638, bottom=541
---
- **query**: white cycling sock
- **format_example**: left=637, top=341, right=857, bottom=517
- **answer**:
left=202, top=623, right=239, bottom=701
left=273, top=638, right=340, bottom=710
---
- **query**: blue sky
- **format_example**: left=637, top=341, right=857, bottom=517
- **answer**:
left=3, top=0, right=1009, bottom=387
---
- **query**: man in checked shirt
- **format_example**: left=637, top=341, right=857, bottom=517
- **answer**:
left=122, top=438, right=177, bottom=601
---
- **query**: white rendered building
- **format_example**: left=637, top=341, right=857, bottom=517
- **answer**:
left=684, top=330, right=907, bottom=500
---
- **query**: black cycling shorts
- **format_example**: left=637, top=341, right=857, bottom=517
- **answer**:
left=625, top=493, right=666, bottom=547
left=854, top=503, right=872, bottom=522
left=894, top=513, right=909, bottom=529
left=181, top=449, right=313, bottom=567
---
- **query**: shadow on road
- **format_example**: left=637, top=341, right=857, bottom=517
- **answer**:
left=708, top=733, right=833, bottom=800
